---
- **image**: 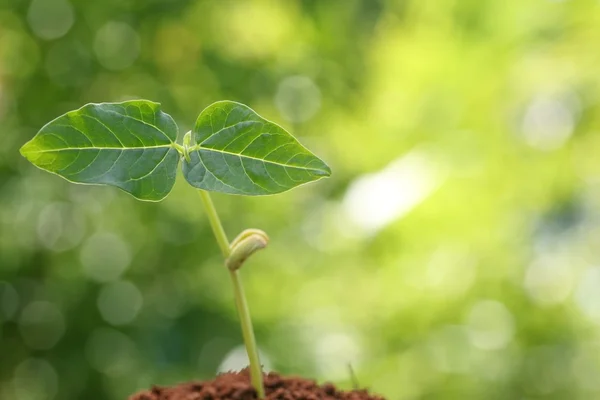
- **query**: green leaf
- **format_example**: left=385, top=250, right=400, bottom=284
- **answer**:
left=20, top=100, right=180, bottom=201
left=182, top=101, right=331, bottom=195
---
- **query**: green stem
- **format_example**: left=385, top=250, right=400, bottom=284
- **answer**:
left=198, top=190, right=231, bottom=258
left=229, top=269, right=264, bottom=394
left=197, top=190, right=265, bottom=398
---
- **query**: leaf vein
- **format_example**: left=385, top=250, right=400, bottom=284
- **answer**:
left=238, top=157, right=276, bottom=194
left=81, top=114, right=126, bottom=148
left=65, top=149, right=102, bottom=177
left=125, top=148, right=173, bottom=182
left=102, top=108, right=174, bottom=144
left=196, top=152, right=252, bottom=194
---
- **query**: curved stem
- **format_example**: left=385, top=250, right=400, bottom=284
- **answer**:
left=197, top=190, right=265, bottom=398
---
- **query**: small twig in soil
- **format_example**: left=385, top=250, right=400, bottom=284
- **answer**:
left=348, top=363, right=360, bottom=390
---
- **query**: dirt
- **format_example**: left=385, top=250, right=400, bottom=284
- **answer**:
left=129, top=369, right=385, bottom=400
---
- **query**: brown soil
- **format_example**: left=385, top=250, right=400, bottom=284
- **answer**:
left=129, top=369, right=384, bottom=400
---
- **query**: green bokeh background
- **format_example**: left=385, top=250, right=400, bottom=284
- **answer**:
left=2, top=0, right=600, bottom=399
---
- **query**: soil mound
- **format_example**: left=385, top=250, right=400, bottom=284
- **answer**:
left=130, top=369, right=384, bottom=400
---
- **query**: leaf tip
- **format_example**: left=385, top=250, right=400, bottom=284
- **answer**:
left=19, top=140, right=35, bottom=160
left=311, top=160, right=331, bottom=178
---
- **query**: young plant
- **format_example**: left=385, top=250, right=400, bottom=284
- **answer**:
left=20, top=100, right=331, bottom=398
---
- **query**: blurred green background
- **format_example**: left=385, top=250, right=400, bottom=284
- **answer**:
left=2, top=0, right=600, bottom=399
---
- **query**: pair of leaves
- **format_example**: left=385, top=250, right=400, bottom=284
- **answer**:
left=20, top=100, right=331, bottom=201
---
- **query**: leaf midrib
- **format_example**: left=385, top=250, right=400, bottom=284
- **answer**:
left=23, top=144, right=176, bottom=154
left=190, top=145, right=326, bottom=173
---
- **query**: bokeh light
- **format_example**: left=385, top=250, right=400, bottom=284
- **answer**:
left=521, top=94, right=578, bottom=151
left=97, top=280, right=143, bottom=326
left=27, top=0, right=74, bottom=41
left=12, top=358, right=58, bottom=400
left=524, top=254, right=574, bottom=306
left=80, top=233, right=131, bottom=282
left=93, top=22, right=140, bottom=71
left=37, top=202, right=86, bottom=252
left=466, top=300, right=515, bottom=351
left=342, top=150, right=441, bottom=234
left=19, top=301, right=65, bottom=350
left=275, top=75, right=321, bottom=123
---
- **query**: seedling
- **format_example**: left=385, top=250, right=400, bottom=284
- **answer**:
left=20, top=100, right=331, bottom=398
